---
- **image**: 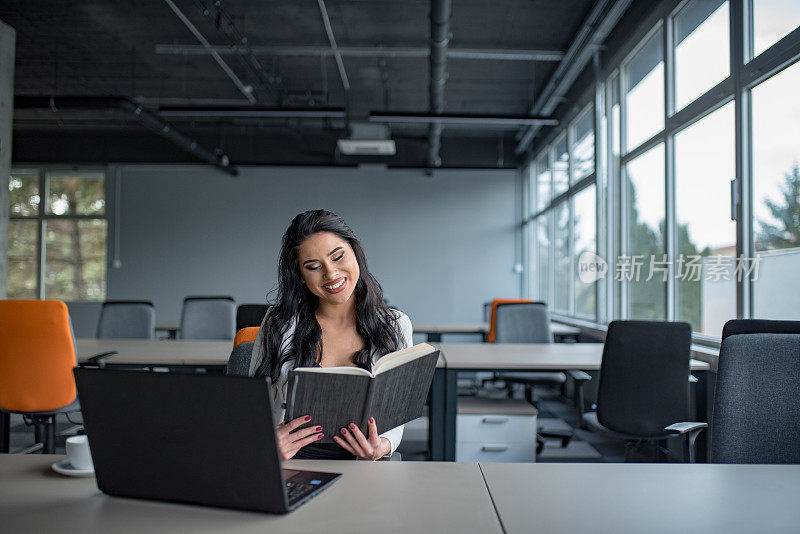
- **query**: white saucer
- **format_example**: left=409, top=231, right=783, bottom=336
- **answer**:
left=51, top=458, right=95, bottom=477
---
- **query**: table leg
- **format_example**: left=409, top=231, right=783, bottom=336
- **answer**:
left=1, top=412, right=9, bottom=453
left=695, top=370, right=709, bottom=463
left=443, top=369, right=458, bottom=461
left=428, top=368, right=445, bottom=461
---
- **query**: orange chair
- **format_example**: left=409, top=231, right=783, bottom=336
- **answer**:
left=233, top=326, right=259, bottom=348
left=0, top=300, right=112, bottom=453
left=486, top=298, right=534, bottom=342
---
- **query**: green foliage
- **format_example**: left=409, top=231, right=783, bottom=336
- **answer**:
left=755, top=163, right=800, bottom=251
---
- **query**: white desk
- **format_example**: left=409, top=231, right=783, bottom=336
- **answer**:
left=77, top=338, right=233, bottom=367
left=0, top=455, right=501, bottom=533
left=413, top=321, right=582, bottom=342
left=480, top=462, right=800, bottom=533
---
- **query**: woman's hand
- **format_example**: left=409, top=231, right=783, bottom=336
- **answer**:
left=276, top=415, right=324, bottom=461
left=333, top=417, right=391, bottom=460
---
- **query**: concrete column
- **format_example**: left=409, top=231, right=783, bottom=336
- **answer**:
left=0, top=20, right=15, bottom=298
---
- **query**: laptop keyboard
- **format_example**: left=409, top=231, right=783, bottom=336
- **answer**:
left=285, top=480, right=321, bottom=504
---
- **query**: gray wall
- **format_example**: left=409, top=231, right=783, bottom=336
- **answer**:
left=0, top=20, right=15, bottom=298
left=69, top=164, right=521, bottom=335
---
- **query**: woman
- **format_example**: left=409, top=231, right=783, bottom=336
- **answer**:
left=249, top=209, right=412, bottom=460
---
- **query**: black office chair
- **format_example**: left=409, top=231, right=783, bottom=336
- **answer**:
left=580, top=320, right=694, bottom=461
left=669, top=319, right=800, bottom=464
left=236, top=304, right=270, bottom=332
left=97, top=300, right=156, bottom=339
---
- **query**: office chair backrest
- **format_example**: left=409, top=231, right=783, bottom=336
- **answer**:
left=487, top=298, right=535, bottom=342
left=597, top=320, right=691, bottom=437
left=97, top=300, right=156, bottom=339
left=234, top=327, right=259, bottom=348
left=180, top=296, right=236, bottom=340
left=712, top=320, right=800, bottom=463
left=236, top=304, right=269, bottom=331
left=227, top=341, right=254, bottom=376
left=0, top=300, right=78, bottom=412
left=495, top=302, right=552, bottom=343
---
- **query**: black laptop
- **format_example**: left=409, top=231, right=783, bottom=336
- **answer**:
left=73, top=368, right=340, bottom=513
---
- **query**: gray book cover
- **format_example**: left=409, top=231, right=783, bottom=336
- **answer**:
left=284, top=349, right=439, bottom=442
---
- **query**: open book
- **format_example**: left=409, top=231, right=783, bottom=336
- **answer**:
left=284, top=343, right=439, bottom=443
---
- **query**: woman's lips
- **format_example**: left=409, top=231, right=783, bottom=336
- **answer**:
left=323, top=276, right=347, bottom=294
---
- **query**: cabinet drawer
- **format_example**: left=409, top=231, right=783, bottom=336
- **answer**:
left=456, top=413, right=537, bottom=443
left=455, top=441, right=536, bottom=463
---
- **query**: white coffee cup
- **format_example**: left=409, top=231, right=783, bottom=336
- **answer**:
left=65, top=435, right=94, bottom=471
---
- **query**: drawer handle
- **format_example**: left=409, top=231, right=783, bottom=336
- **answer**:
left=481, top=417, right=509, bottom=424
left=481, top=445, right=509, bottom=452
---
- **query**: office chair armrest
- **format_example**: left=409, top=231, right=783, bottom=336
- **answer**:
left=79, top=351, right=118, bottom=369
left=665, top=422, right=707, bottom=463
left=567, top=370, right=592, bottom=425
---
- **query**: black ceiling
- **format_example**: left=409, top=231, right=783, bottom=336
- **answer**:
left=2, top=1, right=603, bottom=168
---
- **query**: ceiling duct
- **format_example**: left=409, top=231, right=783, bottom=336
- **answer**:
left=427, top=0, right=452, bottom=168
left=337, top=122, right=395, bottom=156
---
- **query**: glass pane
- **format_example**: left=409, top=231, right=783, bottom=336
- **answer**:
left=554, top=202, right=570, bottom=314
left=675, top=102, right=736, bottom=336
left=573, top=185, right=597, bottom=318
left=624, top=29, right=664, bottom=152
left=537, top=213, right=551, bottom=305
left=9, top=169, right=40, bottom=216
left=752, top=0, right=800, bottom=58
left=46, top=171, right=105, bottom=216
left=7, top=220, right=39, bottom=299
left=553, top=137, right=569, bottom=197
left=536, top=156, right=551, bottom=212
left=572, top=107, right=595, bottom=181
left=752, top=61, right=800, bottom=320
left=624, top=143, right=665, bottom=319
left=45, top=219, right=107, bottom=301
left=674, top=0, right=730, bottom=111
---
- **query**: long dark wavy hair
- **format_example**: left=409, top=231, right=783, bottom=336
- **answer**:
left=255, top=209, right=402, bottom=383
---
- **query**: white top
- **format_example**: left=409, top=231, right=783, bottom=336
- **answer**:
left=249, top=309, right=413, bottom=456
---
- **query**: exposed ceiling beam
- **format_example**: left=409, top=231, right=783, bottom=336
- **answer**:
left=370, top=112, right=558, bottom=127
left=14, top=96, right=238, bottom=175
left=515, top=0, right=633, bottom=155
left=154, top=44, right=564, bottom=62
left=162, top=0, right=256, bottom=104
left=158, top=106, right=346, bottom=119
left=317, top=0, right=350, bottom=93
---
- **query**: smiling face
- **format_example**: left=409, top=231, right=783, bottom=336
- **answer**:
left=297, top=231, right=361, bottom=307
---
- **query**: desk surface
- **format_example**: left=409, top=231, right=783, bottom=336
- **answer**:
left=436, top=342, right=709, bottom=371
left=77, top=338, right=446, bottom=368
left=0, top=455, right=501, bottom=534
left=480, top=462, right=800, bottom=534
left=412, top=321, right=581, bottom=336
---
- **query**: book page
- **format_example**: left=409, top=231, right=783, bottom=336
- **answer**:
left=373, top=343, right=436, bottom=375
left=293, top=366, right=373, bottom=377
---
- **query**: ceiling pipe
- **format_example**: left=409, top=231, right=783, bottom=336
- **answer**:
left=514, top=0, right=632, bottom=155
left=369, top=111, right=558, bottom=127
left=155, top=44, right=564, bottom=62
left=163, top=0, right=256, bottom=104
left=317, top=0, right=350, bottom=93
left=158, top=106, right=347, bottom=119
left=427, top=0, right=452, bottom=169
left=15, top=96, right=238, bottom=176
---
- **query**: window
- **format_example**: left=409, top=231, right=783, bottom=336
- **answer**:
left=624, top=143, right=665, bottom=320
left=571, top=107, right=595, bottom=181
left=751, top=61, right=800, bottom=320
left=7, top=169, right=107, bottom=301
left=553, top=201, right=570, bottom=314
left=751, top=0, right=800, bottom=58
left=673, top=0, right=730, bottom=111
left=624, top=29, right=664, bottom=151
left=573, top=185, right=597, bottom=318
left=536, top=155, right=551, bottom=212
left=674, top=102, right=736, bottom=334
left=536, top=214, right=551, bottom=305
left=553, top=136, right=569, bottom=197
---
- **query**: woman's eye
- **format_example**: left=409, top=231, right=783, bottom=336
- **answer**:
left=307, top=265, right=320, bottom=271
left=333, top=253, right=344, bottom=262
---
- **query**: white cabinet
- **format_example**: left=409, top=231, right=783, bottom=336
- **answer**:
left=455, top=398, right=538, bottom=462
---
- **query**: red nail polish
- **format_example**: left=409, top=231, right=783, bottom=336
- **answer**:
left=349, top=423, right=356, bottom=429
left=341, top=428, right=347, bottom=435
left=304, top=416, right=311, bottom=421
left=369, top=417, right=374, bottom=424
left=318, top=434, right=324, bottom=439
left=315, top=426, right=322, bottom=431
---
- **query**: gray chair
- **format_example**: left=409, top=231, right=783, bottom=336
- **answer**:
left=580, top=320, right=694, bottom=461
left=96, top=300, right=156, bottom=339
left=180, top=296, right=236, bottom=340
left=227, top=341, right=254, bottom=377
left=670, top=319, right=800, bottom=464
